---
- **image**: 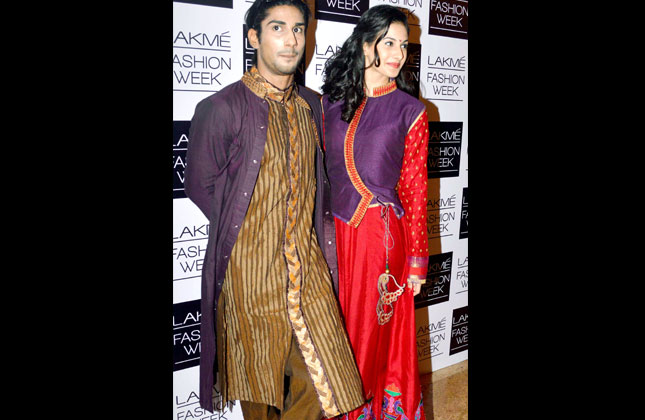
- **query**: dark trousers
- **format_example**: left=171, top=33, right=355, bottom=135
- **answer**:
left=240, top=337, right=322, bottom=420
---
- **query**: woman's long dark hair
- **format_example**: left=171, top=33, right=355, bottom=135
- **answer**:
left=321, top=5, right=413, bottom=123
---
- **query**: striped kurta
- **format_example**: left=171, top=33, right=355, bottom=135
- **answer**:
left=216, top=68, right=364, bottom=417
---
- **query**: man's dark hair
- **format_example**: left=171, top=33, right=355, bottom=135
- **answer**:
left=245, top=0, right=311, bottom=64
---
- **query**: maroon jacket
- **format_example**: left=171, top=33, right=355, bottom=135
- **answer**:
left=184, top=79, right=338, bottom=412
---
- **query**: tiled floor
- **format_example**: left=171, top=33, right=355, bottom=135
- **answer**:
left=420, top=360, right=468, bottom=420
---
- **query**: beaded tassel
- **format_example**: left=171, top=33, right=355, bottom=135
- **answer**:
left=376, top=205, right=406, bottom=325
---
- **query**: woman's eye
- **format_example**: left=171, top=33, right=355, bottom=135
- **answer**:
left=402, top=44, right=408, bottom=49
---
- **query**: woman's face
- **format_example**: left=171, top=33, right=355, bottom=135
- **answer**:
left=363, top=21, right=409, bottom=83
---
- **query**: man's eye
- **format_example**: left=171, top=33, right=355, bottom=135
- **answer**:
left=272, top=25, right=281, bottom=31
left=294, top=27, right=302, bottom=33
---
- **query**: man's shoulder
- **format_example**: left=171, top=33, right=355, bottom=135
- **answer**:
left=198, top=79, right=247, bottom=106
left=192, top=79, right=253, bottom=120
left=297, top=84, right=322, bottom=110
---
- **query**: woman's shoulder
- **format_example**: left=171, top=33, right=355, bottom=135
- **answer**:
left=391, top=88, right=425, bottom=111
left=383, top=89, right=425, bottom=126
left=321, top=94, right=344, bottom=111
left=321, top=93, right=333, bottom=104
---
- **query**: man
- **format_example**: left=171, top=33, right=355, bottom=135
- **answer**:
left=184, top=1, right=364, bottom=419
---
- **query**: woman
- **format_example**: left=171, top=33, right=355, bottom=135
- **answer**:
left=321, top=5, right=429, bottom=420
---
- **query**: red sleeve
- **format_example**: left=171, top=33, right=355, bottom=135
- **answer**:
left=397, top=110, right=429, bottom=284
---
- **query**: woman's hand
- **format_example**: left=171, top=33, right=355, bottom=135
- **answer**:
left=409, top=281, right=421, bottom=296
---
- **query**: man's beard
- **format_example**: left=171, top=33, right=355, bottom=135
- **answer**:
left=262, top=49, right=303, bottom=76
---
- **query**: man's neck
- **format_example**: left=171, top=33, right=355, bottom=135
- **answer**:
left=255, top=65, right=295, bottom=90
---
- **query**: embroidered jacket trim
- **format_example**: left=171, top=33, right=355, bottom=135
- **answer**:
left=344, top=97, right=373, bottom=228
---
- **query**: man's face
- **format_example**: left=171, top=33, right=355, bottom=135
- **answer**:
left=248, top=5, right=306, bottom=79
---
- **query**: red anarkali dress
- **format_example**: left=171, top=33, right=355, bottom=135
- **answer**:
left=322, top=81, right=430, bottom=420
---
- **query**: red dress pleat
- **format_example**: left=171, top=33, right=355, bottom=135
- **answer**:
left=333, top=206, right=425, bottom=420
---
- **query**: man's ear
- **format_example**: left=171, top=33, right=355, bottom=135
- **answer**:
left=248, top=28, right=260, bottom=49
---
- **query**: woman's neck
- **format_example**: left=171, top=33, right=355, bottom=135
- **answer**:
left=363, top=75, right=391, bottom=97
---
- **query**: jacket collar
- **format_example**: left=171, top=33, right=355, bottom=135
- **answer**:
left=367, top=80, right=397, bottom=97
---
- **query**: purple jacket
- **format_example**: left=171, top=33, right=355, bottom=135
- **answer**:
left=184, top=79, right=338, bottom=412
left=322, top=88, right=425, bottom=226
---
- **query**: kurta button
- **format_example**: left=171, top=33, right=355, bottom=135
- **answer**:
left=259, top=125, right=265, bottom=129
left=325, top=211, right=329, bottom=215
left=328, top=241, right=332, bottom=245
left=243, top=192, right=248, bottom=197
left=253, top=159, right=258, bottom=164
left=234, top=225, right=239, bottom=228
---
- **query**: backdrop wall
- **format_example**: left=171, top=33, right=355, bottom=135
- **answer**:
left=173, top=1, right=468, bottom=418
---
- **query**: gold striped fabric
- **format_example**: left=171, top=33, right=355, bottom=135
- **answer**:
left=216, top=68, right=363, bottom=416
left=280, top=87, right=341, bottom=418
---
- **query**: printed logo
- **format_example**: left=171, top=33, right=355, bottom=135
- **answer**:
left=174, top=386, right=234, bottom=420
left=459, top=186, right=468, bottom=239
left=174, top=0, right=233, bottom=8
left=402, top=43, right=421, bottom=98
left=173, top=300, right=202, bottom=371
left=415, top=251, right=452, bottom=308
left=449, top=305, right=468, bottom=355
left=416, top=315, right=447, bottom=362
left=427, top=121, right=462, bottom=178
left=173, top=28, right=233, bottom=93
left=455, top=254, right=467, bottom=294
left=315, top=0, right=369, bottom=24
left=373, top=0, right=423, bottom=27
left=173, top=223, right=209, bottom=281
left=425, top=54, right=466, bottom=102
left=427, top=193, right=457, bottom=240
left=173, top=121, right=191, bottom=199
left=243, top=24, right=255, bottom=74
left=312, top=42, right=342, bottom=77
left=428, top=0, right=468, bottom=39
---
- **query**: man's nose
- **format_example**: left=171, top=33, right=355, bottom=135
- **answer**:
left=285, top=30, right=298, bottom=47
